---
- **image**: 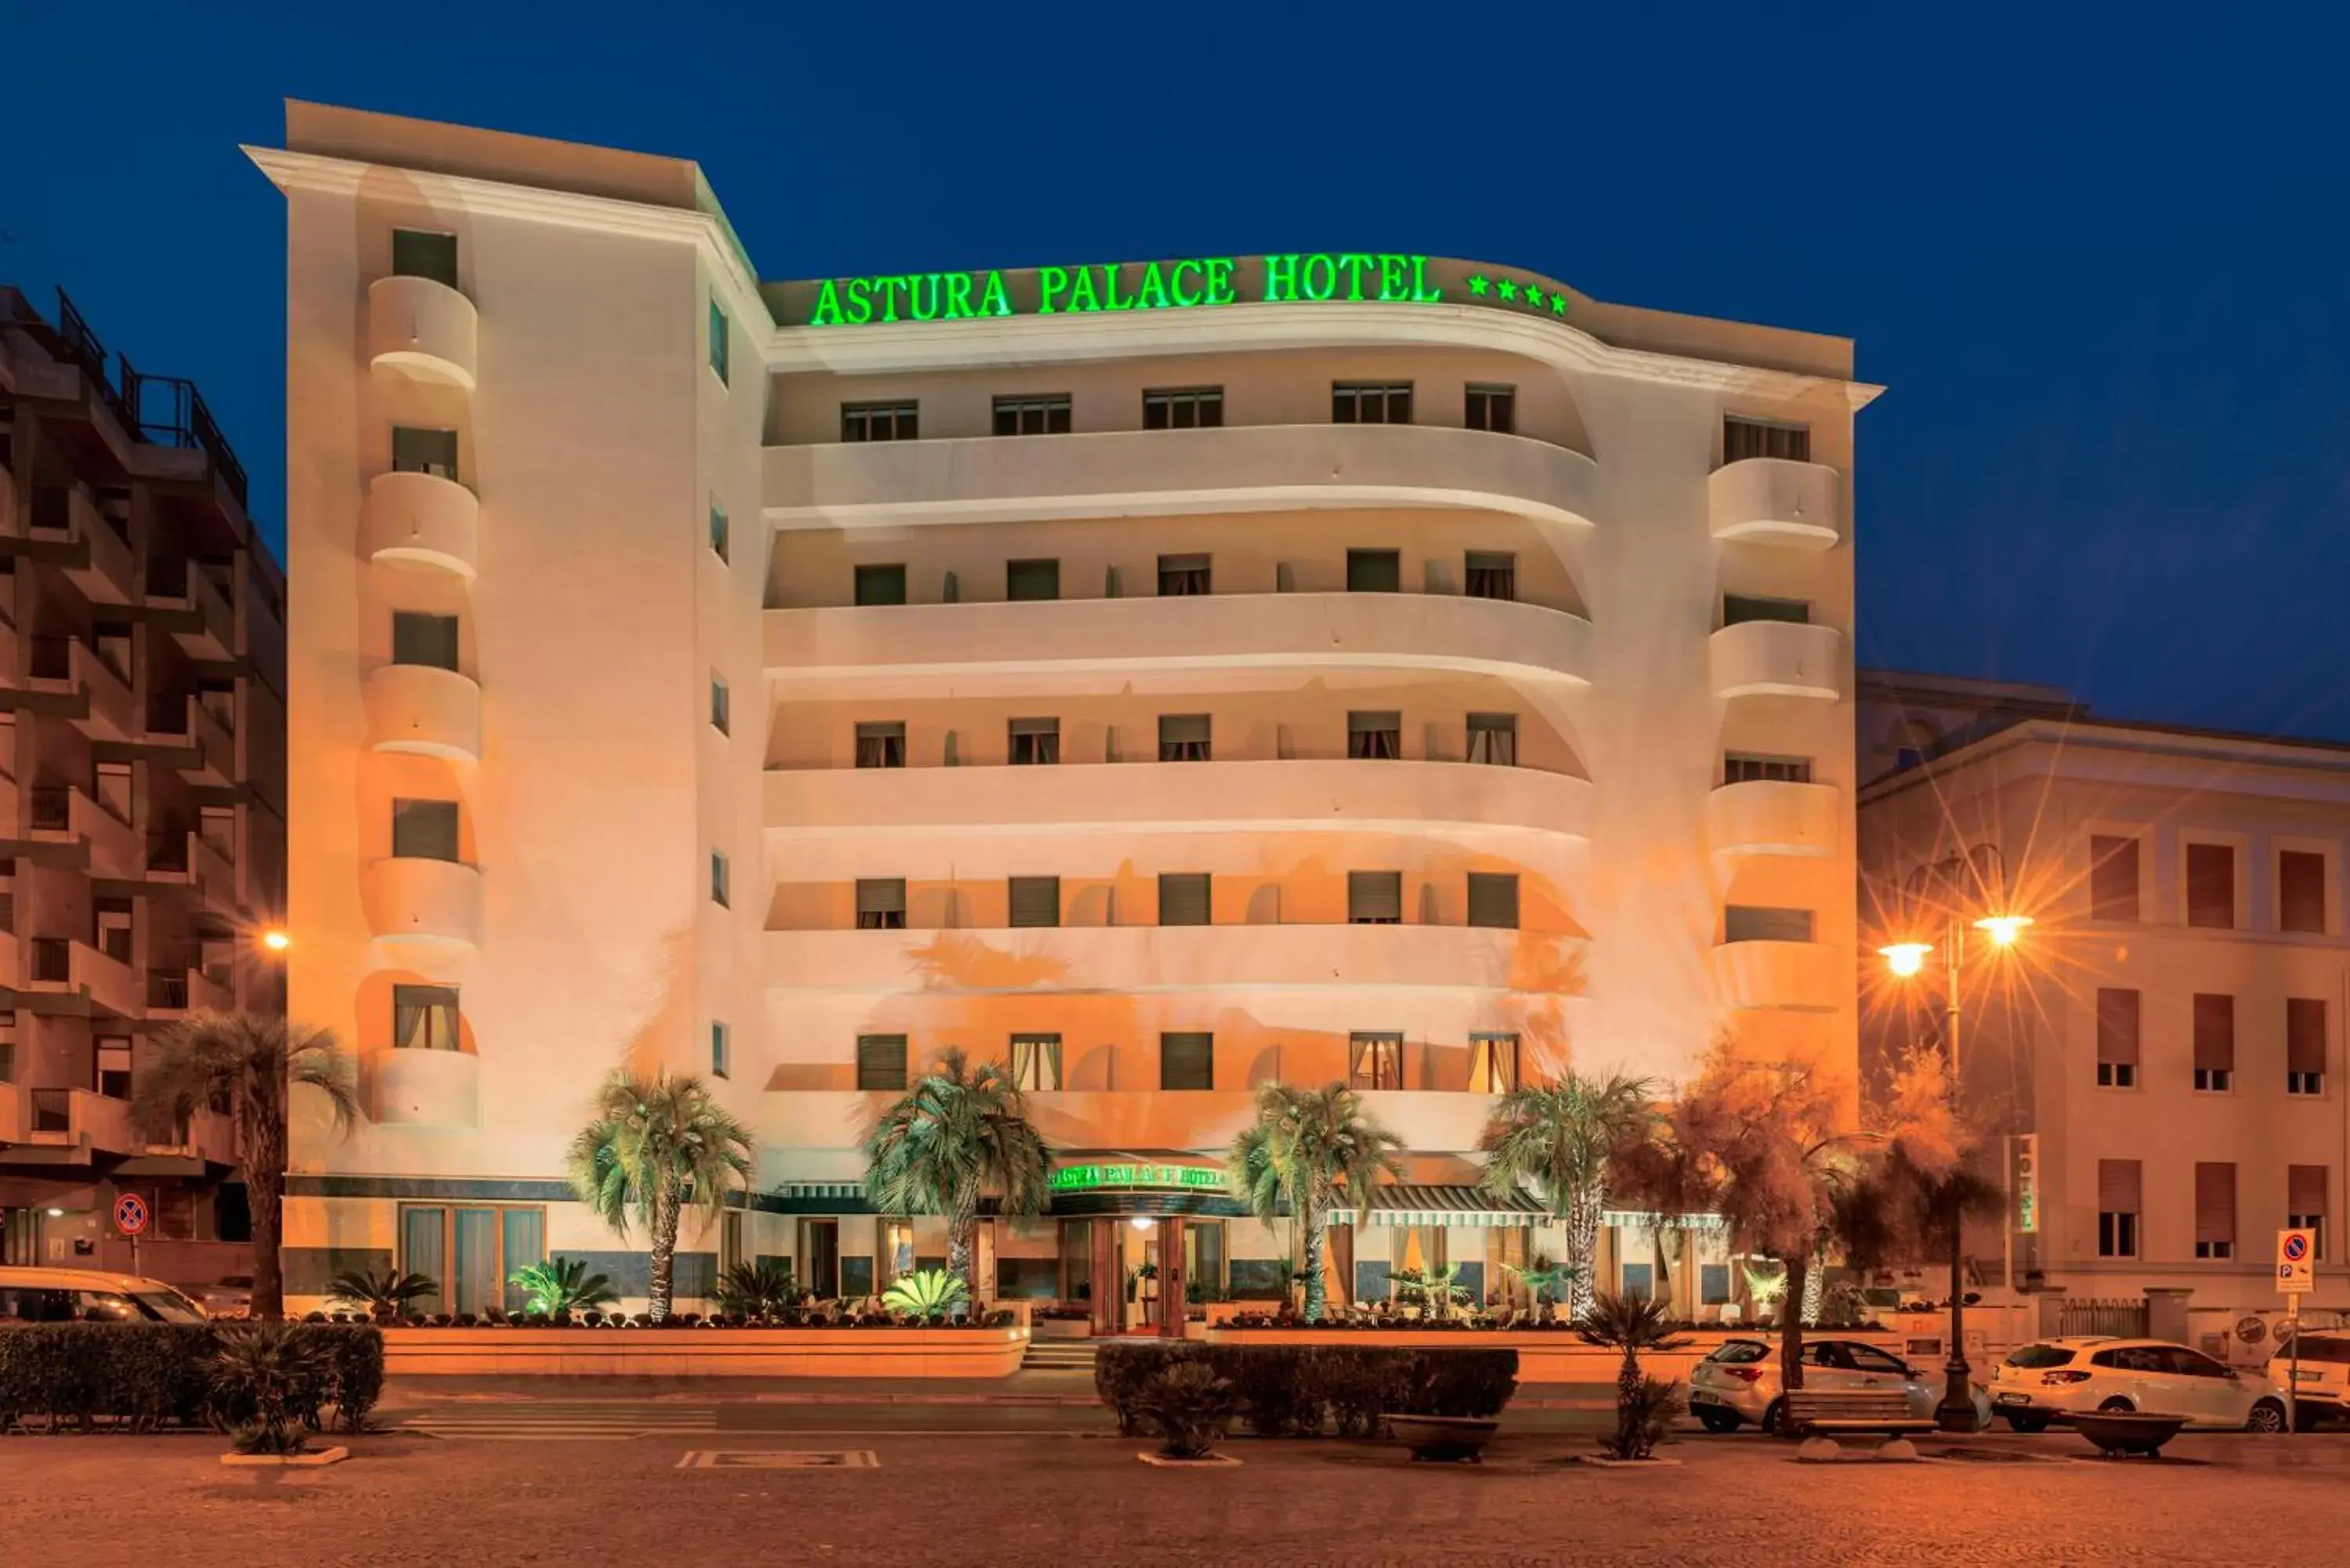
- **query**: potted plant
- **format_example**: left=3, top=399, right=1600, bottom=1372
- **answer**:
left=1383, top=1349, right=1518, bottom=1461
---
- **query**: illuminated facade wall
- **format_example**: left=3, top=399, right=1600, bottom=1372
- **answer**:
left=261, top=102, right=1868, bottom=1313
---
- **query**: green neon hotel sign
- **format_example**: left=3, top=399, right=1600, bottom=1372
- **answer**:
left=1050, top=1162, right=1229, bottom=1194
left=802, top=252, right=1446, bottom=327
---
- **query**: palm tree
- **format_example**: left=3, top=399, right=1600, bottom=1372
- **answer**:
left=1576, top=1290, right=1691, bottom=1459
left=861, top=1047, right=1052, bottom=1301
left=132, top=1011, right=358, bottom=1321
left=1477, top=1071, right=1655, bottom=1320
left=1228, top=1082, right=1404, bottom=1323
left=567, top=1070, right=754, bottom=1321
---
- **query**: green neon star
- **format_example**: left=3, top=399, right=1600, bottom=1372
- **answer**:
left=1550, top=293, right=1567, bottom=316
left=1467, top=274, right=1490, bottom=297
left=1522, top=284, right=1544, bottom=310
left=1497, top=278, right=1517, bottom=302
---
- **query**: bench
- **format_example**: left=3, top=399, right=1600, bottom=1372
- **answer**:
left=1782, top=1389, right=1938, bottom=1437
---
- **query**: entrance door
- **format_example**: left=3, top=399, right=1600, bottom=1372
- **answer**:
left=1, top=1209, right=42, bottom=1266
left=801, top=1219, right=840, bottom=1299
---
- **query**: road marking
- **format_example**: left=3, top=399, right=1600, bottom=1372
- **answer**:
left=675, top=1450, right=879, bottom=1469
left=397, top=1406, right=721, bottom=1441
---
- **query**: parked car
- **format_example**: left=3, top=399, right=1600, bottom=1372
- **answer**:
left=195, top=1274, right=254, bottom=1320
left=0, top=1266, right=212, bottom=1324
left=2264, top=1328, right=2350, bottom=1429
left=1990, top=1337, right=2287, bottom=1432
left=1687, top=1336, right=1990, bottom=1433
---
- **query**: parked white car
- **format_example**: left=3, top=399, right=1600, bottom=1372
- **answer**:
left=2264, top=1328, right=2350, bottom=1429
left=0, top=1267, right=212, bottom=1324
left=1687, top=1336, right=1990, bottom=1433
left=1990, top=1337, right=2288, bottom=1432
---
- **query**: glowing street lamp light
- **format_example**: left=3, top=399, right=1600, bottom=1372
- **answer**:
left=1878, top=941, right=1933, bottom=978
left=259, top=928, right=291, bottom=955
left=1973, top=913, right=2033, bottom=948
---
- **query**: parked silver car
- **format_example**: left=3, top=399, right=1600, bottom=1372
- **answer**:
left=1688, top=1336, right=1990, bottom=1433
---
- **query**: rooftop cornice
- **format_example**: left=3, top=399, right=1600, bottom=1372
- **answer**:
left=1860, top=717, right=2350, bottom=805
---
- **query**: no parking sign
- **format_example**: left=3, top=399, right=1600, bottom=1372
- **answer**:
left=2279, top=1228, right=2316, bottom=1295
left=112, top=1192, right=150, bottom=1237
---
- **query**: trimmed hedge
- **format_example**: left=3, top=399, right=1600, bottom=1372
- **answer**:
left=1094, top=1342, right=1517, bottom=1437
left=0, top=1324, right=385, bottom=1434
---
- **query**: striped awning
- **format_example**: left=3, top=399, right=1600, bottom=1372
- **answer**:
left=1332, top=1184, right=1549, bottom=1227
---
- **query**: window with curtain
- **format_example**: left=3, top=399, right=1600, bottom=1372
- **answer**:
left=1156, top=553, right=1211, bottom=594
left=2290, top=999, right=2327, bottom=1095
left=402, top=1206, right=447, bottom=1313
left=1144, top=388, right=1223, bottom=430
left=992, top=394, right=1072, bottom=435
left=1160, top=1033, right=1213, bottom=1091
left=1724, top=752, right=1810, bottom=784
left=1158, top=873, right=1210, bottom=927
left=1010, top=1035, right=1062, bottom=1092
left=1332, top=382, right=1412, bottom=424
left=2280, top=851, right=2330, bottom=934
left=841, top=402, right=919, bottom=442
left=392, top=985, right=460, bottom=1051
left=2097, top=1160, right=2141, bottom=1257
left=2193, top=1162, right=2236, bottom=1259
left=1008, top=876, right=1060, bottom=929
left=1466, top=714, right=1517, bottom=766
left=2095, top=989, right=2139, bottom=1088
left=1347, top=710, right=1401, bottom=760
left=401, top=1205, right=542, bottom=1317
left=2089, top=834, right=2140, bottom=920
left=1723, top=416, right=1810, bottom=464
left=2186, top=843, right=2236, bottom=928
left=1158, top=714, right=1210, bottom=762
left=1464, top=384, right=1516, bottom=434
left=1467, top=873, right=1520, bottom=930
left=1469, top=1034, right=1518, bottom=1094
left=390, top=798, right=459, bottom=862
left=856, top=879, right=907, bottom=930
left=1350, top=1033, right=1402, bottom=1090
left=1463, top=551, right=1516, bottom=602
left=856, top=1035, right=909, bottom=1091
left=1348, top=872, right=1402, bottom=925
left=2192, top=994, right=2233, bottom=1091
left=1009, top=718, right=1060, bottom=764
left=2290, top=1165, right=2329, bottom=1259
left=855, top=721, right=906, bottom=768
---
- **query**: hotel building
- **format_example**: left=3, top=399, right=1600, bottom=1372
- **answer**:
left=258, top=103, right=1871, bottom=1320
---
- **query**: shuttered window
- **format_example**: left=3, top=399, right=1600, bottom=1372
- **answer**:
left=2186, top=843, right=2236, bottom=928
left=1466, top=873, right=1520, bottom=930
left=855, top=721, right=906, bottom=768
left=1723, top=905, right=1813, bottom=943
left=855, top=879, right=906, bottom=930
left=1724, top=752, right=1811, bottom=784
left=1349, top=872, right=1402, bottom=925
left=1723, top=594, right=1810, bottom=626
left=2097, top=1160, right=2141, bottom=1257
left=2095, top=989, right=2139, bottom=1088
left=2192, top=994, right=2234, bottom=1091
left=1159, top=714, right=1211, bottom=762
left=854, top=564, right=908, bottom=605
left=856, top=1035, right=908, bottom=1091
left=1466, top=713, right=1517, bottom=766
left=1469, top=1034, right=1518, bottom=1093
left=2089, top=835, right=2139, bottom=920
left=1158, top=873, right=1210, bottom=927
left=1723, top=417, right=1810, bottom=464
left=1010, top=1035, right=1062, bottom=1091
left=391, top=612, right=460, bottom=670
left=1346, top=549, right=1401, bottom=593
left=1009, top=876, right=1060, bottom=929
left=1007, top=559, right=1061, bottom=602
left=2290, top=1165, right=2328, bottom=1258
left=1350, top=1033, right=1402, bottom=1090
left=1160, top=1033, right=1213, bottom=1091
left=2288, top=998, right=2327, bottom=1094
left=1347, top=710, right=1401, bottom=761
left=2280, top=851, right=2329, bottom=934
left=1157, top=553, right=1211, bottom=594
left=2194, top=1162, right=2236, bottom=1258
left=391, top=799, right=460, bottom=862
left=1009, top=718, right=1060, bottom=765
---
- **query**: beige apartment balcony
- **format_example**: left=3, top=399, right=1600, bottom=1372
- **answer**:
left=1705, top=779, right=1841, bottom=857
left=28, top=637, right=138, bottom=740
left=360, top=470, right=479, bottom=577
left=26, top=784, right=141, bottom=880
left=765, top=591, right=1593, bottom=690
left=370, top=1048, right=480, bottom=1128
left=765, top=424, right=1602, bottom=533
left=362, top=856, right=483, bottom=945
left=1707, top=457, right=1842, bottom=549
left=1708, top=620, right=1842, bottom=701
left=0, top=1080, right=17, bottom=1147
left=140, top=694, right=233, bottom=788
left=764, top=758, right=1593, bottom=841
left=145, top=966, right=235, bottom=1018
left=364, top=663, right=483, bottom=761
left=154, top=562, right=237, bottom=661
left=368, top=274, right=478, bottom=390
left=1711, top=938, right=1843, bottom=1010
left=52, top=487, right=136, bottom=605
left=136, top=1105, right=238, bottom=1167
left=13, top=1087, right=139, bottom=1159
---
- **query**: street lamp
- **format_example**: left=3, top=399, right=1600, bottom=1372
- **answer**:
left=259, top=927, right=291, bottom=954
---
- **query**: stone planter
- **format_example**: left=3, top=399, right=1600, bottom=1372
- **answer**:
left=2067, top=1411, right=2187, bottom=1458
left=1385, top=1414, right=1499, bottom=1462
left=381, top=1325, right=1029, bottom=1378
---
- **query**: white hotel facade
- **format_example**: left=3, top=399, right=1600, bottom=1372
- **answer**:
left=255, top=103, right=1871, bottom=1319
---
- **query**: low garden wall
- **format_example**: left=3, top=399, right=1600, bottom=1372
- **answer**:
left=381, top=1324, right=1030, bottom=1378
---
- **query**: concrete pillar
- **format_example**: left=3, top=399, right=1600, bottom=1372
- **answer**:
left=2145, top=1286, right=2193, bottom=1346
left=2034, top=1288, right=2070, bottom=1340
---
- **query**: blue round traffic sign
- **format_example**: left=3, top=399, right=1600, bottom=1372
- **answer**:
left=2286, top=1233, right=2311, bottom=1263
left=112, top=1193, right=149, bottom=1237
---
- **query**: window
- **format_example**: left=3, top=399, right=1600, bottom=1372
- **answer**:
left=391, top=229, right=459, bottom=288
left=855, top=721, right=906, bottom=768
left=390, top=426, right=458, bottom=481
left=393, top=985, right=460, bottom=1051
left=1009, top=717, right=1061, bottom=765
left=1332, top=382, right=1412, bottom=424
left=1159, top=714, right=1210, bottom=762
left=993, top=394, right=1072, bottom=435
left=1006, top=558, right=1061, bottom=602
left=1348, top=710, right=1401, bottom=761
left=96, top=1037, right=132, bottom=1099
left=710, top=851, right=730, bottom=907
left=709, top=503, right=729, bottom=562
left=2192, top=993, right=2233, bottom=1091
left=710, top=676, right=730, bottom=735
left=1723, top=416, right=1810, bottom=464
left=1350, top=1033, right=1403, bottom=1090
left=1143, top=387, right=1222, bottom=429
left=2097, top=1160, right=2141, bottom=1257
left=2193, top=1162, right=2236, bottom=1259
left=1469, top=1033, right=1519, bottom=1093
left=1464, top=384, right=1516, bottom=434
left=841, top=401, right=919, bottom=442
left=390, top=799, right=459, bottom=862
left=2089, top=834, right=2140, bottom=921
left=2290, top=1165, right=2328, bottom=1259
left=1723, top=752, right=1812, bottom=785
left=1159, top=873, right=1211, bottom=927
left=856, top=1035, right=909, bottom=1091
left=1157, top=553, right=1211, bottom=595
left=2289, top=998, right=2327, bottom=1095
left=2095, top=988, right=2139, bottom=1089
left=1464, top=551, right=1516, bottom=602
left=1009, top=876, right=1060, bottom=929
left=1349, top=871, right=1402, bottom=925
left=2186, top=842, right=2236, bottom=928
left=1010, top=1035, right=1062, bottom=1092
left=1466, top=873, right=1520, bottom=930
left=2281, top=851, right=2329, bottom=934
left=854, top=563, right=908, bottom=605
left=855, top=879, right=907, bottom=930
left=1347, top=548, right=1401, bottom=593
left=391, top=611, right=459, bottom=670
left=1723, top=594, right=1810, bottom=626
left=711, top=1021, right=730, bottom=1080
left=1160, top=1033, right=1214, bottom=1091
left=1466, top=713, right=1517, bottom=766
left=400, top=1205, right=544, bottom=1317
left=708, top=297, right=729, bottom=385
left=1724, top=905, right=1814, bottom=943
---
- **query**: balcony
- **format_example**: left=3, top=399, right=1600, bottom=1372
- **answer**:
left=764, top=758, right=1593, bottom=841
left=369, top=1048, right=480, bottom=1128
left=765, top=424, right=1602, bottom=534
left=367, top=274, right=478, bottom=390
left=16, top=1087, right=139, bottom=1158
left=1707, top=458, right=1841, bottom=549
left=146, top=966, right=234, bottom=1017
left=140, top=1106, right=238, bottom=1165
left=363, top=856, right=483, bottom=945
left=143, top=694, right=233, bottom=787
left=0, top=1080, right=16, bottom=1147
left=1705, top=780, right=1841, bottom=857
left=151, top=562, right=237, bottom=661
left=765, top=591, right=1593, bottom=691
left=360, top=470, right=480, bottom=578
left=1711, top=939, right=1844, bottom=1011
left=27, top=785, right=142, bottom=880
left=363, top=663, right=483, bottom=761
left=1708, top=620, right=1842, bottom=701
left=29, top=637, right=138, bottom=740
left=45, top=487, right=137, bottom=605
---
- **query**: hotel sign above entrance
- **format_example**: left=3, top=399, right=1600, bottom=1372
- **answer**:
left=791, top=252, right=1450, bottom=328
left=1050, top=1162, right=1228, bottom=1194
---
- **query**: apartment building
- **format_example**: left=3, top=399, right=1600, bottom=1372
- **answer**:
left=1859, top=674, right=2350, bottom=1310
left=0, top=286, right=287, bottom=1280
left=259, top=102, right=1870, bottom=1318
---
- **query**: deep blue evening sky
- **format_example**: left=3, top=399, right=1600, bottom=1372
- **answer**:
left=9, top=4, right=2346, bottom=737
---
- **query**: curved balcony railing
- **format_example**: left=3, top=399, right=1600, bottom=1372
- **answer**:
left=364, top=663, right=483, bottom=761
left=371, top=1049, right=480, bottom=1128
left=367, top=275, right=478, bottom=389
left=1708, top=620, right=1842, bottom=701
left=1711, top=939, right=1842, bottom=1010
left=1705, top=779, right=1841, bottom=857
left=1708, top=457, right=1841, bottom=549
left=360, top=470, right=479, bottom=578
left=362, top=856, right=483, bottom=945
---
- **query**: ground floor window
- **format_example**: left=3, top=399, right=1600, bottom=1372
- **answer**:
left=399, top=1204, right=544, bottom=1316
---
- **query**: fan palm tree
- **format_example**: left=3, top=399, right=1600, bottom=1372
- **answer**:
left=1575, top=1291, right=1691, bottom=1460
left=132, top=1011, right=358, bottom=1321
left=1228, top=1082, right=1404, bottom=1323
left=1477, top=1071, right=1655, bottom=1320
left=567, top=1070, right=754, bottom=1321
left=861, top=1047, right=1052, bottom=1301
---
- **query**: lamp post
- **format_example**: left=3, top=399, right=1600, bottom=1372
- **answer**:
left=1878, top=847, right=2029, bottom=1434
